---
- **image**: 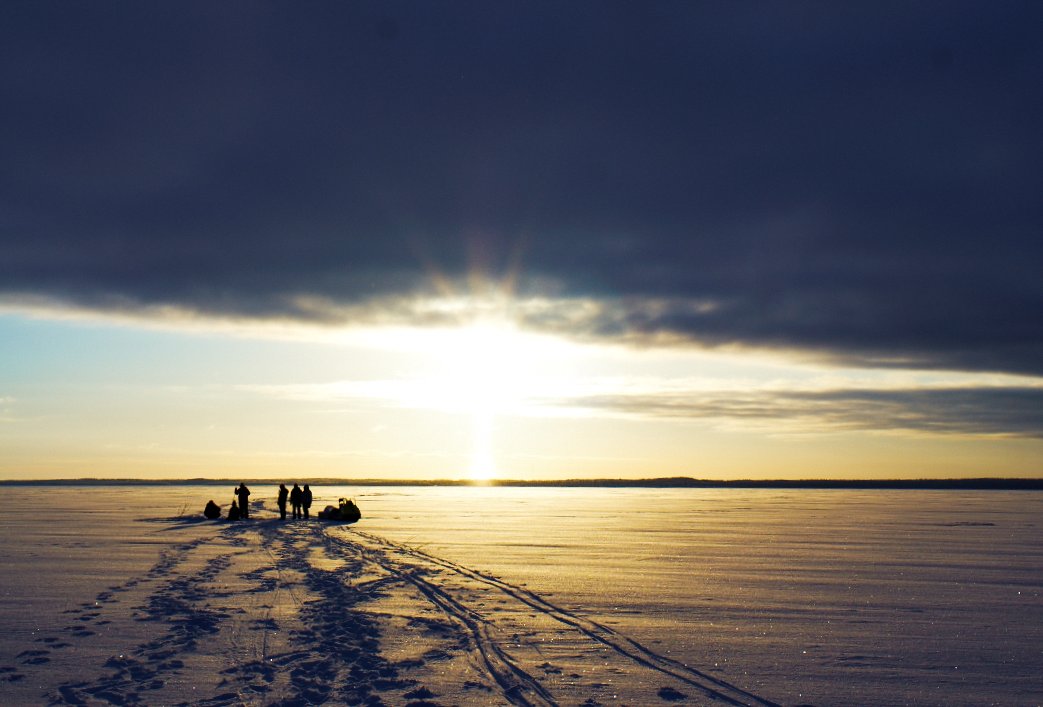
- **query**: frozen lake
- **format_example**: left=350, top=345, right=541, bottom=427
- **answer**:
left=353, top=486, right=1043, bottom=705
left=1, top=485, right=1040, bottom=705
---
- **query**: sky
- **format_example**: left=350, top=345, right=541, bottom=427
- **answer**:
left=2, top=1, right=1042, bottom=480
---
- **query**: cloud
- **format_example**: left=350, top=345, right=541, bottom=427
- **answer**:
left=564, top=386, right=1043, bottom=439
left=241, top=371, right=1043, bottom=439
left=2, top=3, right=1043, bottom=374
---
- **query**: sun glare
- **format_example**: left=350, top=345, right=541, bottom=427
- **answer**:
left=420, top=319, right=574, bottom=481
left=469, top=412, right=496, bottom=481
left=436, top=323, right=527, bottom=412
left=435, top=322, right=528, bottom=481
left=335, top=306, right=585, bottom=481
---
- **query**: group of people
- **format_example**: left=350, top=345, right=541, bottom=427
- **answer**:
left=276, top=483, right=313, bottom=520
left=203, top=482, right=313, bottom=521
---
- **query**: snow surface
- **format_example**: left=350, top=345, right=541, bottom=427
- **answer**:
left=0, top=486, right=1040, bottom=706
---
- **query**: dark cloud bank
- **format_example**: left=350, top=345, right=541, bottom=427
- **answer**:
left=3, top=2, right=1043, bottom=375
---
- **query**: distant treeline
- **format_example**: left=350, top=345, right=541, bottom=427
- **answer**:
left=1, top=477, right=1041, bottom=490
left=494, top=477, right=1043, bottom=490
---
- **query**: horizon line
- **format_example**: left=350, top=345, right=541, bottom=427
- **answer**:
left=1, top=476, right=1041, bottom=490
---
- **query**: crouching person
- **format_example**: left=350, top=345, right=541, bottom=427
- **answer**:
left=203, top=500, right=221, bottom=520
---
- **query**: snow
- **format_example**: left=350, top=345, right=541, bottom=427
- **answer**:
left=1, top=486, right=1040, bottom=705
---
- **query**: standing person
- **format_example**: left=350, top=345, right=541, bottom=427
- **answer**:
left=277, top=484, right=289, bottom=520
left=236, top=483, right=251, bottom=519
left=302, top=484, right=313, bottom=519
left=290, top=483, right=303, bottom=520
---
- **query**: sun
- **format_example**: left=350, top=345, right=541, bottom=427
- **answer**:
left=434, top=323, right=531, bottom=412
left=347, top=305, right=581, bottom=481
left=418, top=318, right=573, bottom=481
left=432, top=322, right=526, bottom=481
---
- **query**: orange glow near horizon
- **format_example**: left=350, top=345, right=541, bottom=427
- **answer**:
left=2, top=303, right=1043, bottom=482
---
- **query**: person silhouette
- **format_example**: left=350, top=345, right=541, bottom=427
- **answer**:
left=235, top=483, right=251, bottom=519
left=228, top=500, right=241, bottom=521
left=290, top=483, right=303, bottom=520
left=203, top=499, right=221, bottom=520
left=277, top=484, right=289, bottom=520
left=302, top=484, right=313, bottom=519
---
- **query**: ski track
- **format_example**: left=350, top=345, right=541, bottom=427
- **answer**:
left=338, top=528, right=779, bottom=707
left=319, top=530, right=556, bottom=707
left=342, top=531, right=784, bottom=707
left=9, top=511, right=780, bottom=706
